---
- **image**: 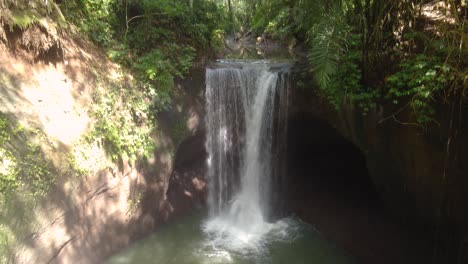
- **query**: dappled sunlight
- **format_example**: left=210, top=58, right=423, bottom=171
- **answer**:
left=187, top=107, right=200, bottom=132
left=71, top=141, right=108, bottom=175
left=26, top=69, right=89, bottom=145
left=421, top=1, right=457, bottom=25
left=15, top=156, right=169, bottom=263
left=109, top=66, right=124, bottom=81
left=0, top=33, right=177, bottom=263
left=0, top=149, right=16, bottom=176
left=2, top=0, right=465, bottom=262
left=0, top=53, right=91, bottom=146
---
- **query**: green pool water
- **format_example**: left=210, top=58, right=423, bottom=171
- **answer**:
left=105, top=212, right=356, bottom=264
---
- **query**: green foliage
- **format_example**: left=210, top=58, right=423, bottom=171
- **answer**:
left=315, top=32, right=379, bottom=113
left=0, top=144, right=19, bottom=194
left=67, top=153, right=88, bottom=178
left=0, top=0, right=66, bottom=33
left=139, top=0, right=185, bottom=15
left=248, top=0, right=333, bottom=39
left=0, top=194, right=37, bottom=264
left=386, top=54, right=455, bottom=124
left=122, top=0, right=227, bottom=50
left=322, top=34, right=381, bottom=112
left=0, top=0, right=55, bottom=11
left=0, top=114, right=55, bottom=199
left=308, top=5, right=349, bottom=91
left=60, top=0, right=227, bottom=167
left=171, top=119, right=189, bottom=148
left=135, top=46, right=195, bottom=82
left=106, top=43, right=131, bottom=66
left=0, top=223, right=12, bottom=263
left=264, top=8, right=293, bottom=41
left=115, top=0, right=222, bottom=124
left=211, top=29, right=226, bottom=52
left=135, top=49, right=174, bottom=84
left=8, top=10, right=40, bottom=29
left=251, top=1, right=284, bottom=33
left=62, top=0, right=116, bottom=46
left=127, top=192, right=142, bottom=215
left=87, top=78, right=155, bottom=163
left=258, top=0, right=462, bottom=126
left=133, top=45, right=194, bottom=116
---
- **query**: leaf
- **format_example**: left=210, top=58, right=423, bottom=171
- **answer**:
left=308, top=5, right=349, bottom=91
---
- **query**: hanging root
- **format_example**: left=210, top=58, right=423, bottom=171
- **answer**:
left=0, top=0, right=65, bottom=63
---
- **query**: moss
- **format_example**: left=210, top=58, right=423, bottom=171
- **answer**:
left=0, top=113, right=55, bottom=199
left=171, top=118, right=190, bottom=148
left=0, top=113, right=55, bottom=262
left=0, top=0, right=66, bottom=36
left=9, top=10, right=40, bottom=29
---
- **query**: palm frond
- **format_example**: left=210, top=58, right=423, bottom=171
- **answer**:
left=307, top=5, right=349, bottom=90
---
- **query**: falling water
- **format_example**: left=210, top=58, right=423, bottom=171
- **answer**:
left=105, top=60, right=357, bottom=264
left=203, top=60, right=290, bottom=254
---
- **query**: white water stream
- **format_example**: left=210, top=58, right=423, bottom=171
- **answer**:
left=203, top=60, right=291, bottom=254
left=105, top=60, right=355, bottom=264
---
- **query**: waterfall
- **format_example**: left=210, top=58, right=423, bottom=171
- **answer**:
left=203, top=60, right=290, bottom=253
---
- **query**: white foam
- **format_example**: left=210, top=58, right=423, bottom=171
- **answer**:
left=202, top=216, right=301, bottom=259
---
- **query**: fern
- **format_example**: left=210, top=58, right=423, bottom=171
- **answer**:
left=307, top=5, right=349, bottom=90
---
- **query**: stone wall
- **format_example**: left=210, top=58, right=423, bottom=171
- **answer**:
left=289, top=80, right=468, bottom=262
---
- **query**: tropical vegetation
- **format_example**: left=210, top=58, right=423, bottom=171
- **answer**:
left=0, top=0, right=466, bottom=262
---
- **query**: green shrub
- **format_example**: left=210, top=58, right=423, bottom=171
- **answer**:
left=325, top=34, right=380, bottom=114
left=211, top=29, right=225, bottom=52
left=0, top=114, right=54, bottom=199
left=386, top=54, right=455, bottom=124
left=62, top=0, right=116, bottom=46
left=87, top=78, right=155, bottom=162
left=264, top=8, right=293, bottom=41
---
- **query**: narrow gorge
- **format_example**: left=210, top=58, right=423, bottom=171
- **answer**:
left=1, top=1, right=466, bottom=263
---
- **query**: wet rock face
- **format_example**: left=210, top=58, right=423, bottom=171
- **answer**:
left=288, top=80, right=468, bottom=262
left=166, top=130, right=208, bottom=217
left=286, top=113, right=379, bottom=202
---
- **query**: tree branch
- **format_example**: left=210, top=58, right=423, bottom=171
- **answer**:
left=125, top=12, right=165, bottom=40
left=379, top=101, right=412, bottom=124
